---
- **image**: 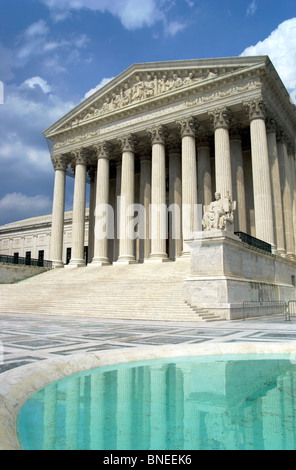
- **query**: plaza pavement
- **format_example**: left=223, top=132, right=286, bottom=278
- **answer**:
left=1, top=312, right=296, bottom=374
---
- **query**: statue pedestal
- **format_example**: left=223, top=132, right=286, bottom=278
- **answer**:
left=184, top=230, right=296, bottom=320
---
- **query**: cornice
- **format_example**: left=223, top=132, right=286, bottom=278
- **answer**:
left=51, top=77, right=263, bottom=155
left=260, top=66, right=296, bottom=143
left=44, top=58, right=268, bottom=140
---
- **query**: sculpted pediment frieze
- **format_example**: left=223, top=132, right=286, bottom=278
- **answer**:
left=46, top=58, right=268, bottom=138
left=62, top=69, right=224, bottom=130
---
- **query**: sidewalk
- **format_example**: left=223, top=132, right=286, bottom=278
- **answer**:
left=1, top=312, right=296, bottom=374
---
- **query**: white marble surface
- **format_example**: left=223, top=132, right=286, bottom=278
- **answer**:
left=1, top=342, right=296, bottom=450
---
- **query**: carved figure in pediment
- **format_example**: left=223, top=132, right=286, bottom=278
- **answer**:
left=202, top=192, right=236, bottom=231
left=71, top=118, right=79, bottom=126
left=100, top=97, right=111, bottom=114
left=172, top=73, right=183, bottom=89
left=144, top=74, right=155, bottom=99
left=207, top=71, right=217, bottom=80
left=132, top=75, right=145, bottom=102
left=85, top=106, right=96, bottom=119
left=122, top=82, right=132, bottom=106
left=111, top=92, right=121, bottom=109
left=183, top=72, right=195, bottom=86
left=158, top=75, right=172, bottom=93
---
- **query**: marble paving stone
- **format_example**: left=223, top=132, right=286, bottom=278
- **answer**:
left=1, top=313, right=296, bottom=373
left=127, top=336, right=208, bottom=344
left=51, top=344, right=133, bottom=355
left=6, top=339, right=80, bottom=349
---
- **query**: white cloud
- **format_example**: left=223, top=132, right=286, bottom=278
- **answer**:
left=246, top=1, right=257, bottom=16
left=0, top=193, right=52, bottom=225
left=164, top=20, right=187, bottom=37
left=241, top=18, right=296, bottom=102
left=84, top=77, right=114, bottom=99
left=21, top=77, right=52, bottom=94
left=0, top=44, right=15, bottom=81
left=13, top=19, right=90, bottom=71
left=0, top=78, right=76, bottom=225
left=15, top=20, right=49, bottom=64
left=40, top=0, right=159, bottom=27
left=24, top=19, right=49, bottom=38
left=40, top=0, right=188, bottom=36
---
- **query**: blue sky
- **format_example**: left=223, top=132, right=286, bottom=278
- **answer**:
left=0, top=0, right=296, bottom=226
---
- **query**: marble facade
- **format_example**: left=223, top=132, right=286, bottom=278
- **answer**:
left=43, top=56, right=296, bottom=269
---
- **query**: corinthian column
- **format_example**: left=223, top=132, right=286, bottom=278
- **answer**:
left=266, top=118, right=285, bottom=255
left=87, top=167, right=96, bottom=263
left=177, top=117, right=199, bottom=256
left=50, top=154, right=67, bottom=268
left=68, top=148, right=88, bottom=268
left=116, top=134, right=136, bottom=264
left=209, top=107, right=233, bottom=199
left=139, top=147, right=151, bottom=262
left=91, top=142, right=111, bottom=266
left=168, top=133, right=182, bottom=260
left=277, top=131, right=295, bottom=258
left=230, top=132, right=247, bottom=233
left=244, top=98, right=275, bottom=247
left=197, top=133, right=212, bottom=209
left=147, top=125, right=168, bottom=261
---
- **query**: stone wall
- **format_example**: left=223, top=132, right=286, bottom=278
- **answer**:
left=0, top=264, right=50, bottom=284
left=185, top=231, right=296, bottom=320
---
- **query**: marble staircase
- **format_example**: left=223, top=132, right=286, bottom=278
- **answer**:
left=0, top=260, right=222, bottom=322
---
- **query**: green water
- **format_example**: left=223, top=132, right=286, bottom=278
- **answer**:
left=17, top=354, right=296, bottom=450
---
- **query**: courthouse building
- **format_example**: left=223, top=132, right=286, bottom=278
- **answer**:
left=40, top=56, right=296, bottom=268
left=1, top=56, right=296, bottom=319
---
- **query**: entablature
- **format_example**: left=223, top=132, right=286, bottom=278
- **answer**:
left=46, top=56, right=296, bottom=160
left=45, top=58, right=270, bottom=140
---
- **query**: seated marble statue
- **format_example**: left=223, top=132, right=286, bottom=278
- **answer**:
left=202, top=192, right=236, bottom=231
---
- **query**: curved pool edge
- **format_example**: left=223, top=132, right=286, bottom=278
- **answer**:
left=1, top=341, right=296, bottom=450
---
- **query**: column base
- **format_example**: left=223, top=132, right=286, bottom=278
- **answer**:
left=114, top=256, right=136, bottom=265
left=276, top=249, right=287, bottom=257
left=145, top=254, right=169, bottom=263
left=180, top=251, right=191, bottom=259
left=89, top=258, right=110, bottom=267
left=52, top=261, right=65, bottom=269
left=66, top=259, right=86, bottom=268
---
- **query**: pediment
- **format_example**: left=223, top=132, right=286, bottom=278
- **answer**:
left=44, top=56, right=269, bottom=139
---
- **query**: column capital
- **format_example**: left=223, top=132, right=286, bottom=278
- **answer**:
left=244, top=97, right=267, bottom=121
left=265, top=115, right=277, bottom=134
left=276, top=127, right=289, bottom=144
left=72, top=147, right=89, bottom=166
left=176, top=116, right=199, bottom=138
left=87, top=166, right=96, bottom=182
left=51, top=154, right=68, bottom=171
left=93, top=141, right=112, bottom=159
left=138, top=140, right=151, bottom=160
left=209, top=107, right=232, bottom=130
left=147, top=125, right=167, bottom=145
left=167, top=131, right=181, bottom=153
left=118, top=134, right=137, bottom=153
left=197, top=128, right=212, bottom=147
left=287, top=141, right=295, bottom=156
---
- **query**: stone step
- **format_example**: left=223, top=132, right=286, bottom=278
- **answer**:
left=0, top=261, right=223, bottom=322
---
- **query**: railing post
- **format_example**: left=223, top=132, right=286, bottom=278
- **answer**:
left=0, top=254, right=52, bottom=269
left=285, top=301, right=289, bottom=321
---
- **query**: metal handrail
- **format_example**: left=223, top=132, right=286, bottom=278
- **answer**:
left=242, top=301, right=287, bottom=320
left=0, top=254, right=52, bottom=269
left=287, top=301, right=296, bottom=321
left=235, top=232, right=272, bottom=254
